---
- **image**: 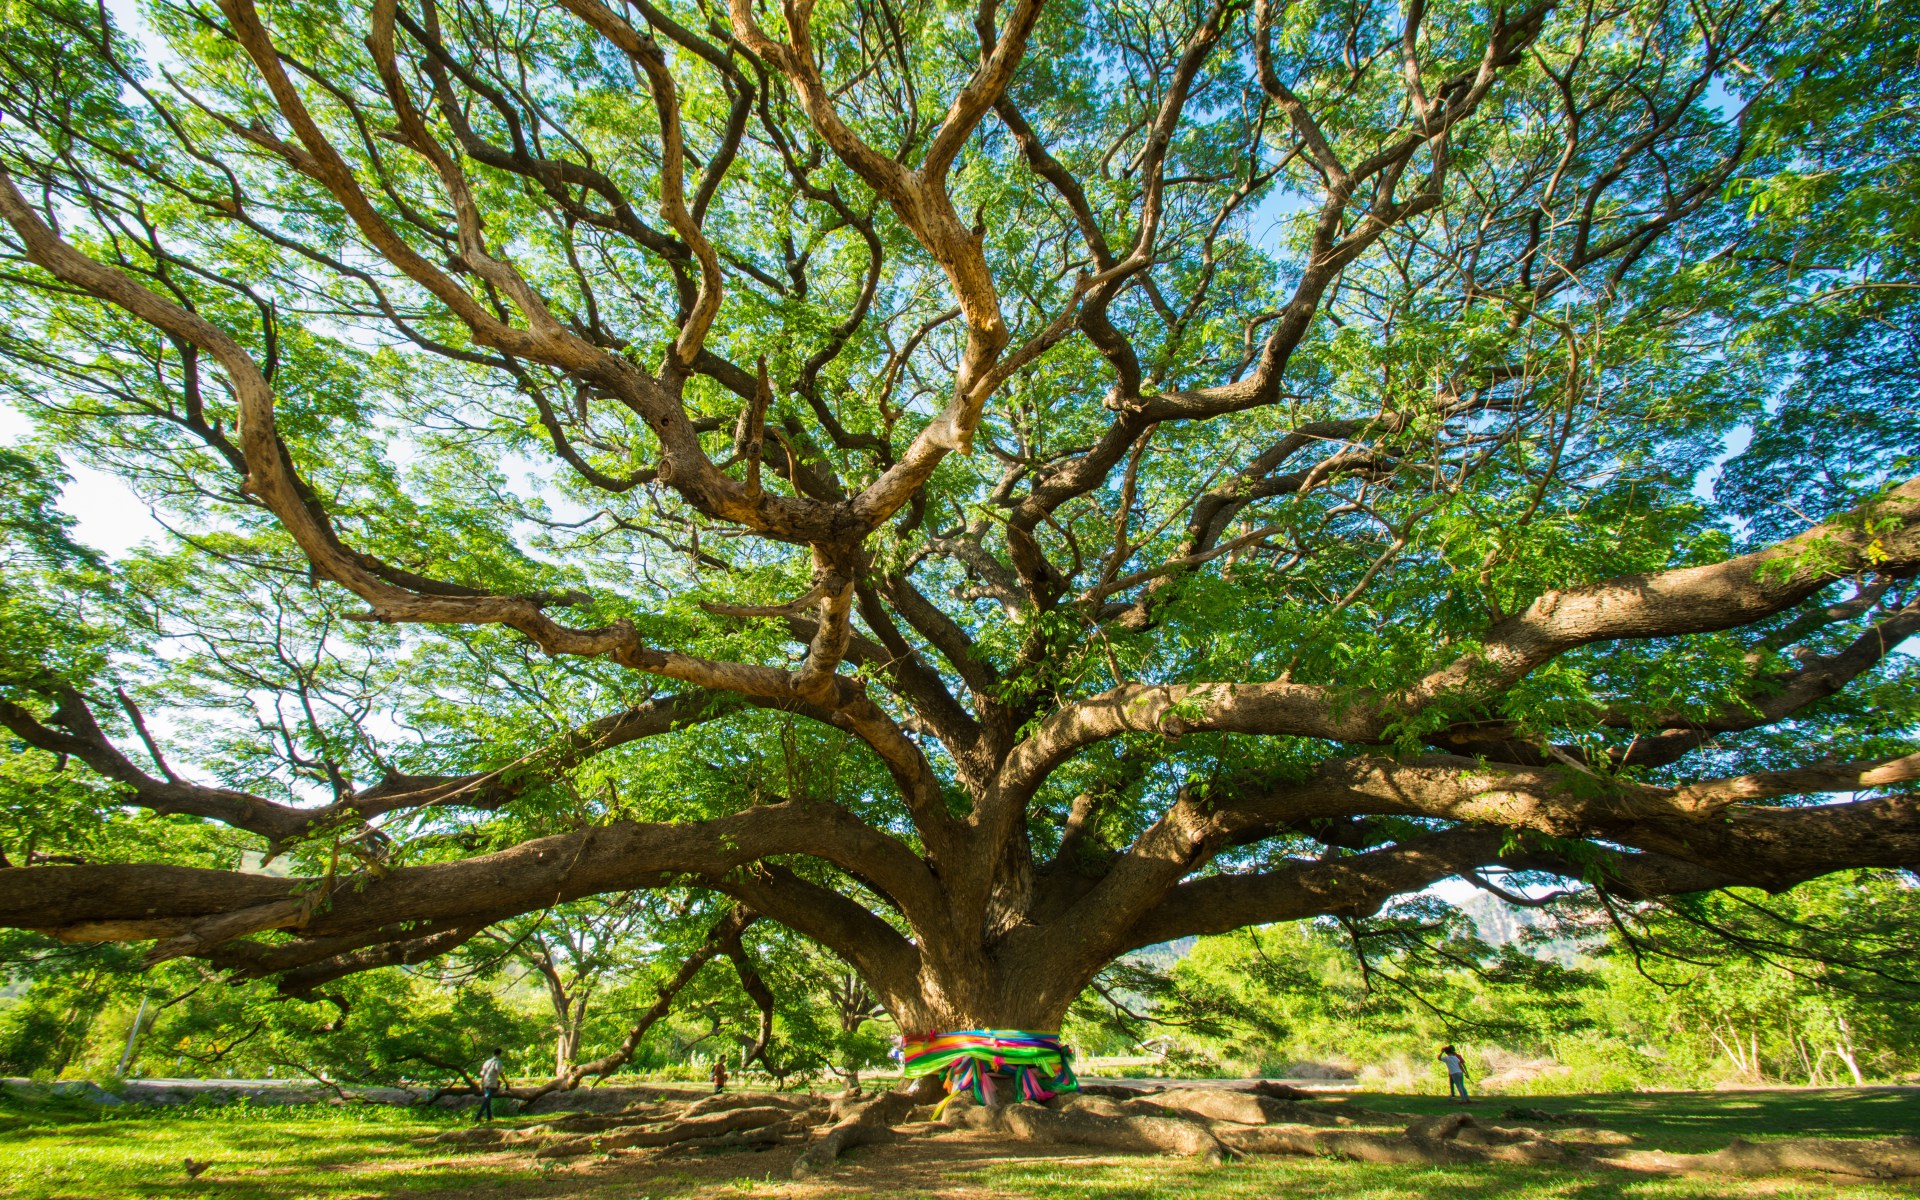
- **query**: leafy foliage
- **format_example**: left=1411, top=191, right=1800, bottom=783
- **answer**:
left=1096, top=872, right=1920, bottom=1088
left=0, top=0, right=1915, bottom=1048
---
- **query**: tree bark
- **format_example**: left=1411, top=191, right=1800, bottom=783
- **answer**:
left=0, top=0, right=1918, bottom=1083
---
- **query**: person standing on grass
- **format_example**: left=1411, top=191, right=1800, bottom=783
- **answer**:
left=711, top=1058, right=729, bottom=1094
left=1438, top=1044, right=1470, bottom=1103
left=475, top=1048, right=508, bottom=1122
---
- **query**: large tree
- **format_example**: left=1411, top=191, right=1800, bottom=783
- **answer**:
left=0, top=0, right=1916, bottom=1044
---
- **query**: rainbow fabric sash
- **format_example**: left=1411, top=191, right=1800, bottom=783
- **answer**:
left=901, top=1029, right=1079, bottom=1109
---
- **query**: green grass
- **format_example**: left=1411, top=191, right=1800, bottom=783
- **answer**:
left=2, top=1085, right=1917, bottom=1199
left=980, top=1159, right=1918, bottom=1200
left=0, top=1089, right=539, bottom=1200
left=977, top=1090, right=1920, bottom=1200
left=1328, top=1087, right=1920, bottom=1153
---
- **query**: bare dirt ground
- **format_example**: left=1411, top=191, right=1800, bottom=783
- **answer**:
left=394, top=1087, right=1920, bottom=1200
left=449, top=1130, right=1121, bottom=1200
left=12, top=1080, right=1920, bottom=1199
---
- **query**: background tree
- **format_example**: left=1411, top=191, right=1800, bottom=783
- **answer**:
left=480, top=897, right=649, bottom=1077
left=0, top=0, right=1915, bottom=1056
left=1090, top=870, right=1920, bottom=1089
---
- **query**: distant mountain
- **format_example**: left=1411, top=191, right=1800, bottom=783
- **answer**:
left=1126, top=906, right=1593, bottom=972
left=1128, top=937, right=1195, bottom=968
left=1454, top=891, right=1594, bottom=965
left=1457, top=890, right=1540, bottom=945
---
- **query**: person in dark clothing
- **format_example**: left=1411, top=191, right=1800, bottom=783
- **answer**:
left=710, top=1059, right=729, bottom=1094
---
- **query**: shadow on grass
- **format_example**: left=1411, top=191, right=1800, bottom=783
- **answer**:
left=985, top=1154, right=1915, bottom=1200
left=1354, top=1087, right=1920, bottom=1153
left=0, top=1111, right=558, bottom=1200
left=8, top=1087, right=1920, bottom=1200
left=970, top=1088, right=1920, bottom=1200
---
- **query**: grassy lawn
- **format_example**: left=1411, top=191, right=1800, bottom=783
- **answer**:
left=0, top=1092, right=540, bottom=1200
left=969, top=1090, right=1920, bottom=1200
left=2, top=1086, right=1917, bottom=1200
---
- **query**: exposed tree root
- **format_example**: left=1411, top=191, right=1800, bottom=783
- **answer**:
left=790, top=1089, right=919, bottom=1178
left=1076, top=1083, right=1160, bottom=1099
left=1212, top=1109, right=1920, bottom=1179
left=1143, top=1087, right=1330, bottom=1127
left=429, top=1090, right=830, bottom=1160
left=996, top=1099, right=1920, bottom=1182
left=659, top=1122, right=809, bottom=1155
left=999, top=1102, right=1237, bottom=1164
left=1209, top=1111, right=1569, bottom=1165
left=1247, top=1081, right=1316, bottom=1102
left=429, top=1103, right=688, bottom=1145
left=1607, top=1135, right=1920, bottom=1179
left=1217, top=1124, right=1465, bottom=1164
left=1403, top=1111, right=1478, bottom=1142
left=537, top=1105, right=804, bottom=1159
left=437, top=1086, right=1919, bottom=1184
left=523, top=1104, right=673, bottom=1134
left=680, top=1091, right=816, bottom=1118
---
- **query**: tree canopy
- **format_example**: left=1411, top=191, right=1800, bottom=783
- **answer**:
left=0, top=0, right=1915, bottom=1036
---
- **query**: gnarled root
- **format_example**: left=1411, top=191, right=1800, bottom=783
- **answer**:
left=657, top=1121, right=811, bottom=1156
left=1077, top=1083, right=1161, bottom=1099
left=431, top=1092, right=833, bottom=1159
left=896, top=1088, right=1918, bottom=1183
left=1218, top=1125, right=1457, bottom=1164
left=1144, top=1087, right=1336, bottom=1128
left=1217, top=1112, right=1569, bottom=1166
left=1002, top=1100, right=1237, bottom=1164
left=520, top=1104, right=672, bottom=1135
left=1609, top=1135, right=1920, bottom=1179
left=790, top=1089, right=919, bottom=1178
left=680, top=1092, right=818, bottom=1119
left=536, top=1105, right=805, bottom=1159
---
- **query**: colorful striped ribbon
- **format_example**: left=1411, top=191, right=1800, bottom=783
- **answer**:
left=900, top=1029, right=1079, bottom=1113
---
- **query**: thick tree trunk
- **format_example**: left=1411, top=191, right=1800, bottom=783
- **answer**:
left=881, top=934, right=1091, bottom=1035
left=871, top=960, right=1090, bottom=1128
left=887, top=981, right=1077, bottom=1037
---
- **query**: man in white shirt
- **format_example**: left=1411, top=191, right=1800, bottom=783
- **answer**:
left=476, top=1049, right=508, bottom=1122
left=1438, top=1044, right=1469, bottom=1103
